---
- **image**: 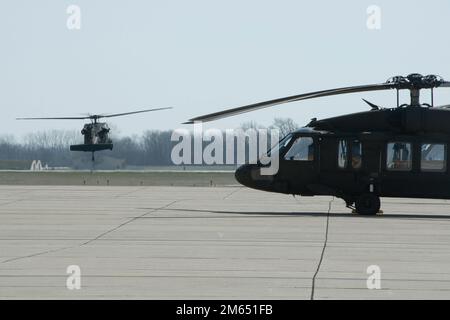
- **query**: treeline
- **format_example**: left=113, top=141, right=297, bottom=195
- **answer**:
left=0, top=130, right=175, bottom=168
left=0, top=118, right=299, bottom=168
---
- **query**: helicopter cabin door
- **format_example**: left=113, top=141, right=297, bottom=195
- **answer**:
left=277, top=134, right=318, bottom=194
left=318, top=137, right=381, bottom=196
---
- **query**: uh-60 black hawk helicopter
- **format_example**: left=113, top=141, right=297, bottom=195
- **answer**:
left=186, top=73, right=450, bottom=215
left=17, top=107, right=171, bottom=162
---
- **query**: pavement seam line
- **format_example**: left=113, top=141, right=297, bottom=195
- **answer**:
left=1, top=200, right=180, bottom=264
left=223, top=187, right=244, bottom=200
left=114, top=187, right=148, bottom=199
left=80, top=200, right=179, bottom=246
left=1, top=246, right=73, bottom=264
left=310, top=196, right=334, bottom=300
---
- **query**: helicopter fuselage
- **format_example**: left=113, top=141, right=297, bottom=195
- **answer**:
left=235, top=106, right=450, bottom=212
left=70, top=122, right=113, bottom=152
left=188, top=73, right=450, bottom=214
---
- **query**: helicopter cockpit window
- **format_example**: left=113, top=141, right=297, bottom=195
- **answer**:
left=352, top=140, right=362, bottom=169
left=284, top=137, right=314, bottom=161
left=421, top=143, right=446, bottom=172
left=386, top=142, right=412, bottom=171
left=338, top=140, right=348, bottom=168
left=267, top=134, right=292, bottom=157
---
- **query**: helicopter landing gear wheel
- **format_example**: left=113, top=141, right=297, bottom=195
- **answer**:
left=355, top=193, right=380, bottom=216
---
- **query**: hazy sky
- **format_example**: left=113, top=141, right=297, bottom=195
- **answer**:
left=1, top=0, right=450, bottom=137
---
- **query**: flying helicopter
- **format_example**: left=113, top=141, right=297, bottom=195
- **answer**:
left=17, top=107, right=171, bottom=162
left=186, top=73, right=450, bottom=215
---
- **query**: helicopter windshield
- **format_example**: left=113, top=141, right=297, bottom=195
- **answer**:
left=265, top=134, right=293, bottom=158
left=284, top=136, right=314, bottom=161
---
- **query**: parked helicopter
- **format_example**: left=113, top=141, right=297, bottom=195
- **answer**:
left=186, top=73, right=450, bottom=215
left=17, top=107, right=171, bottom=162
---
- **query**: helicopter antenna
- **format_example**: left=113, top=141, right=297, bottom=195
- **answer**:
left=362, top=99, right=381, bottom=111
left=185, top=74, right=450, bottom=123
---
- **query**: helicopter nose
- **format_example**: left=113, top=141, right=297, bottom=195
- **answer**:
left=235, top=164, right=275, bottom=190
left=235, top=164, right=253, bottom=187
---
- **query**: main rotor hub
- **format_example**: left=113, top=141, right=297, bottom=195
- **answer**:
left=386, top=73, right=444, bottom=89
left=90, top=115, right=100, bottom=123
left=386, top=73, right=446, bottom=107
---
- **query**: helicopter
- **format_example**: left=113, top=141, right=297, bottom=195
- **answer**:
left=17, top=107, right=172, bottom=162
left=186, top=73, right=450, bottom=215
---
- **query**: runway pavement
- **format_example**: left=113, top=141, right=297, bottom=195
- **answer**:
left=1, top=185, right=450, bottom=299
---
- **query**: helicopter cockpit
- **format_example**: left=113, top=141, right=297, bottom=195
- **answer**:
left=237, top=130, right=321, bottom=194
left=81, top=122, right=112, bottom=145
left=265, top=128, right=320, bottom=160
left=264, top=133, right=292, bottom=158
left=283, top=136, right=314, bottom=161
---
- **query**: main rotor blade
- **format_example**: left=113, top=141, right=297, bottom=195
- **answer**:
left=17, top=107, right=172, bottom=121
left=440, top=81, right=450, bottom=87
left=100, top=107, right=172, bottom=119
left=16, top=116, right=89, bottom=120
left=184, top=83, right=396, bottom=123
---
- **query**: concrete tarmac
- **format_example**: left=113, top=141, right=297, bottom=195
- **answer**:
left=1, top=185, right=450, bottom=299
